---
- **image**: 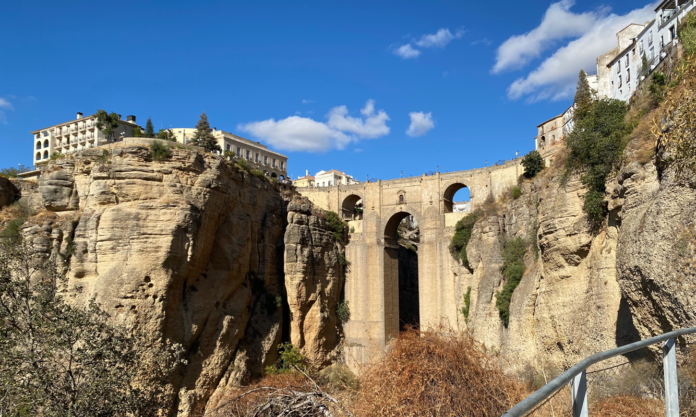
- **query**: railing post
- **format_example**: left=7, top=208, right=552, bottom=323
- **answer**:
left=571, top=370, right=588, bottom=417
left=663, top=338, right=679, bottom=417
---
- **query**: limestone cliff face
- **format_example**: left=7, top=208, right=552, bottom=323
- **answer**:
left=455, top=157, right=694, bottom=373
left=284, top=197, right=345, bottom=368
left=21, top=145, right=288, bottom=416
left=0, top=177, right=18, bottom=208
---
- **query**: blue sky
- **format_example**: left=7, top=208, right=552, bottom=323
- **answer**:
left=0, top=0, right=655, bottom=182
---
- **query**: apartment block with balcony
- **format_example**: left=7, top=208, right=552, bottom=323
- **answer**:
left=31, top=112, right=139, bottom=166
left=171, top=128, right=288, bottom=178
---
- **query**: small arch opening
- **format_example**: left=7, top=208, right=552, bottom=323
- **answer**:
left=43, top=150, right=49, bottom=159
left=399, top=194, right=404, bottom=204
left=36, top=152, right=41, bottom=160
left=341, top=194, right=363, bottom=220
left=36, top=142, right=41, bottom=150
left=540, top=135, right=546, bottom=147
left=271, top=172, right=278, bottom=178
left=43, top=140, right=49, bottom=148
left=443, top=183, right=471, bottom=213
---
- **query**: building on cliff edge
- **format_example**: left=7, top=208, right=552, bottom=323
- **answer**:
left=295, top=169, right=361, bottom=188
left=171, top=128, right=288, bottom=179
left=31, top=112, right=139, bottom=167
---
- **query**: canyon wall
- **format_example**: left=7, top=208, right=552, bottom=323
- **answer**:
left=455, top=156, right=695, bottom=374
left=16, top=144, right=289, bottom=416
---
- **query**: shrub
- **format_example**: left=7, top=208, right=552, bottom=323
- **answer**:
left=0, top=168, right=19, bottom=178
left=511, top=185, right=522, bottom=199
left=265, top=343, right=307, bottom=375
left=495, top=236, right=527, bottom=326
left=521, top=150, right=544, bottom=178
left=149, top=141, right=171, bottom=162
left=324, top=211, right=345, bottom=241
left=336, top=300, right=350, bottom=324
left=317, top=365, right=358, bottom=391
left=96, top=149, right=110, bottom=163
left=50, top=152, right=65, bottom=161
left=650, top=71, right=668, bottom=103
left=1, top=218, right=25, bottom=242
left=223, top=150, right=235, bottom=161
left=337, top=253, right=350, bottom=266
left=681, top=12, right=696, bottom=56
left=449, top=212, right=479, bottom=269
left=236, top=159, right=250, bottom=172
left=584, top=189, right=606, bottom=229
left=0, top=241, right=184, bottom=416
left=355, top=327, right=526, bottom=416
left=250, top=169, right=268, bottom=182
left=134, top=126, right=141, bottom=137
left=460, top=286, right=472, bottom=321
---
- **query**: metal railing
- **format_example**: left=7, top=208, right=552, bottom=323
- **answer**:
left=503, top=326, right=696, bottom=417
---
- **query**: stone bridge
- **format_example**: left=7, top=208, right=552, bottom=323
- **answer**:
left=297, top=159, right=523, bottom=367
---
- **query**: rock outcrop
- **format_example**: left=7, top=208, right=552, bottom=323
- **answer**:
left=0, top=176, right=18, bottom=208
left=284, top=197, right=346, bottom=368
left=21, top=144, right=288, bottom=416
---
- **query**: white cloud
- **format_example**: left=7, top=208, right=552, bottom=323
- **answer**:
left=471, top=38, right=492, bottom=46
left=406, top=112, right=435, bottom=137
left=393, top=27, right=464, bottom=59
left=499, top=1, right=656, bottom=101
left=415, top=28, right=465, bottom=48
left=493, top=0, right=598, bottom=74
left=0, top=97, right=14, bottom=124
left=327, top=99, right=390, bottom=138
left=394, top=44, right=421, bottom=59
left=238, top=100, right=390, bottom=152
left=302, top=99, right=314, bottom=104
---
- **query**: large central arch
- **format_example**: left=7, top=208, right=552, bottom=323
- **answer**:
left=442, top=182, right=470, bottom=213
left=382, top=211, right=420, bottom=340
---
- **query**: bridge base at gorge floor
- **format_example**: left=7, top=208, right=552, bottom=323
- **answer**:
left=296, top=161, right=524, bottom=370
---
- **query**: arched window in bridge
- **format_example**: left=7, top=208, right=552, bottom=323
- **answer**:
left=399, top=194, right=404, bottom=203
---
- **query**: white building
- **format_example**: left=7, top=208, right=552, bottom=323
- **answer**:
left=604, top=0, right=695, bottom=102
left=452, top=201, right=471, bottom=213
left=314, top=170, right=360, bottom=187
left=31, top=112, right=139, bottom=166
left=171, top=128, right=288, bottom=178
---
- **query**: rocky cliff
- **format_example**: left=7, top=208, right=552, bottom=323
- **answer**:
left=453, top=154, right=695, bottom=375
left=14, top=144, right=289, bottom=416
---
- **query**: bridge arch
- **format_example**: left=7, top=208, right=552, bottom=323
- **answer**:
left=341, top=194, right=364, bottom=220
left=443, top=182, right=471, bottom=213
left=383, top=211, right=421, bottom=335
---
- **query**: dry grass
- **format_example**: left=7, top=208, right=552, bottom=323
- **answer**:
left=589, top=395, right=664, bottom=417
left=353, top=327, right=526, bottom=417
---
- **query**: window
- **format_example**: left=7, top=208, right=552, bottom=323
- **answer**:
left=627, top=68, right=630, bottom=82
left=43, top=140, right=49, bottom=148
left=36, top=152, right=41, bottom=160
left=399, top=195, right=404, bottom=203
left=36, top=142, right=41, bottom=150
left=280, top=161, right=284, bottom=170
left=42, top=131, right=49, bottom=137
left=618, top=75, right=622, bottom=87
left=226, top=144, right=231, bottom=151
left=272, top=158, right=276, bottom=168
left=246, top=150, right=250, bottom=159
left=43, top=151, right=48, bottom=159
left=264, top=156, right=268, bottom=165
left=255, top=153, right=259, bottom=163
left=35, top=134, right=40, bottom=139
left=639, top=40, right=644, bottom=54
left=236, top=147, right=241, bottom=156
left=617, top=60, right=621, bottom=73
left=649, top=31, right=653, bottom=45
left=625, top=55, right=629, bottom=66
left=632, top=47, right=636, bottom=57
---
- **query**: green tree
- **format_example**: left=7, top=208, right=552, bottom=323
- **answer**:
left=565, top=99, right=630, bottom=228
left=521, top=150, right=544, bottom=178
left=145, top=117, right=155, bottom=138
left=573, top=70, right=594, bottom=122
left=192, top=112, right=221, bottom=153
left=0, top=167, right=19, bottom=178
left=94, top=110, right=120, bottom=141
left=134, top=126, right=142, bottom=137
left=0, top=240, right=184, bottom=416
left=641, top=52, right=650, bottom=76
left=156, top=128, right=177, bottom=141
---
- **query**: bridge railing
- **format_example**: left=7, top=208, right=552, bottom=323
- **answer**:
left=503, top=326, right=696, bottom=417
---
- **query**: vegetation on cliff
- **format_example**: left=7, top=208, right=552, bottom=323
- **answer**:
left=495, top=236, right=527, bottom=326
left=192, top=111, right=222, bottom=153
left=449, top=211, right=479, bottom=269
left=0, top=240, right=184, bottom=416
left=324, top=210, right=346, bottom=241
left=521, top=150, right=544, bottom=179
